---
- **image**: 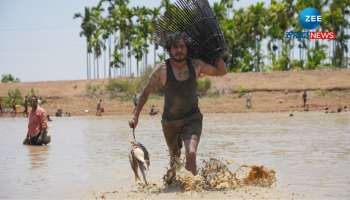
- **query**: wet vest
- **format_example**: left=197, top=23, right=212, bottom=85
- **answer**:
left=162, top=59, right=199, bottom=120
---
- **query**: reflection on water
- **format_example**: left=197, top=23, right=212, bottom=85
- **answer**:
left=0, top=112, right=349, bottom=199
left=27, top=146, right=50, bottom=169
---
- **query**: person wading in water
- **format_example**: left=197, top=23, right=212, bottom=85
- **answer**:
left=23, top=96, right=51, bottom=145
left=128, top=33, right=227, bottom=183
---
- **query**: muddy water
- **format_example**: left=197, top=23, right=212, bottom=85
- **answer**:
left=0, top=112, right=349, bottom=199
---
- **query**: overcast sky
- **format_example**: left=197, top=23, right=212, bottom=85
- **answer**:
left=0, top=0, right=267, bottom=82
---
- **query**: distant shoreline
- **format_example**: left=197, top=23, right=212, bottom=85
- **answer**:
left=1, top=69, right=350, bottom=117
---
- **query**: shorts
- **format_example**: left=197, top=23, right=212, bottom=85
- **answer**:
left=161, top=112, right=203, bottom=157
left=23, top=131, right=51, bottom=145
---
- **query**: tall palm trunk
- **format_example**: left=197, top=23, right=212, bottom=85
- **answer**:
left=97, top=56, right=100, bottom=79
left=154, top=44, right=157, bottom=67
left=124, top=46, right=127, bottom=77
left=89, top=53, right=92, bottom=79
left=93, top=55, right=96, bottom=79
left=108, top=36, right=112, bottom=79
left=129, top=46, right=132, bottom=77
left=145, top=41, right=148, bottom=71
left=104, top=39, right=107, bottom=79
left=86, top=50, right=89, bottom=80
left=124, top=47, right=127, bottom=77
left=136, top=61, right=139, bottom=77
left=86, top=45, right=89, bottom=80
left=330, top=41, right=333, bottom=66
left=142, top=54, right=145, bottom=74
left=114, top=32, right=117, bottom=78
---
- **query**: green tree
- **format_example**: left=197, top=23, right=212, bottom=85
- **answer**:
left=1, top=74, right=20, bottom=83
left=322, top=0, right=350, bottom=68
left=294, top=0, right=330, bottom=69
left=76, top=0, right=349, bottom=74
left=267, top=0, right=295, bottom=71
left=4, top=89, right=23, bottom=108
left=247, top=2, right=268, bottom=72
left=305, top=41, right=327, bottom=69
left=74, top=7, right=96, bottom=79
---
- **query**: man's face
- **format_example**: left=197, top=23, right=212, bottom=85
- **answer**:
left=170, top=39, right=187, bottom=62
left=31, top=97, right=38, bottom=108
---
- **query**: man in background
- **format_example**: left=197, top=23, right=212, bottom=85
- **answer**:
left=96, top=99, right=103, bottom=116
left=23, top=96, right=51, bottom=145
left=246, top=92, right=252, bottom=109
left=302, top=90, right=308, bottom=111
left=0, top=98, right=3, bottom=116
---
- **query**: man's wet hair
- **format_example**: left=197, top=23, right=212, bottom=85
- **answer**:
left=165, top=32, right=191, bottom=52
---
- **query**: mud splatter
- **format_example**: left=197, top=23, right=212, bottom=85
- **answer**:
left=96, top=158, right=277, bottom=199
left=169, top=158, right=276, bottom=192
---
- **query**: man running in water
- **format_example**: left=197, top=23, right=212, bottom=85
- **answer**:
left=129, top=33, right=227, bottom=182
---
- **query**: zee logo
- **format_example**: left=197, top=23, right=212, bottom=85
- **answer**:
left=305, top=15, right=322, bottom=22
left=299, top=7, right=321, bottom=30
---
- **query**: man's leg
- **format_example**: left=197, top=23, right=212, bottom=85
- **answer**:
left=162, top=120, right=183, bottom=166
left=182, top=113, right=203, bottom=175
left=184, top=135, right=200, bottom=175
left=162, top=120, right=182, bottom=183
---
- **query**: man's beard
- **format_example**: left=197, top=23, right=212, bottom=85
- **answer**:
left=170, top=53, right=187, bottom=63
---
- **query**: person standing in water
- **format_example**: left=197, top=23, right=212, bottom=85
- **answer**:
left=246, top=92, right=252, bottom=109
left=96, top=99, right=103, bottom=116
left=128, top=33, right=227, bottom=182
left=23, top=96, right=50, bottom=145
left=302, top=90, right=308, bottom=111
left=0, top=98, right=3, bottom=116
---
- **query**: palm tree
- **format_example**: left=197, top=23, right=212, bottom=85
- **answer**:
left=78, top=0, right=348, bottom=73
left=160, top=0, right=171, bottom=11
left=98, top=16, right=114, bottom=79
left=131, top=32, right=144, bottom=77
left=247, top=3, right=267, bottom=72
left=223, top=8, right=254, bottom=72
left=295, top=0, right=329, bottom=69
left=74, top=7, right=96, bottom=79
left=135, top=6, right=153, bottom=74
left=325, top=0, right=350, bottom=68
left=150, top=8, right=160, bottom=66
left=112, top=1, right=133, bottom=77
left=267, top=0, right=295, bottom=71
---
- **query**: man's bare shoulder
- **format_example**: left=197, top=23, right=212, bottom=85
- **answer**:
left=191, top=59, right=204, bottom=77
left=153, top=63, right=167, bottom=78
left=191, top=58, right=204, bottom=67
left=155, top=63, right=166, bottom=71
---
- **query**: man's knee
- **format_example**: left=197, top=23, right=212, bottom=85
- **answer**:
left=186, top=149, right=196, bottom=160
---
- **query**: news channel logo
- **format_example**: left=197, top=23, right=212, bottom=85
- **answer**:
left=285, top=7, right=335, bottom=40
left=299, top=7, right=321, bottom=30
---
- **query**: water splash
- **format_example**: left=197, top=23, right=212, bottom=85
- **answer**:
left=134, top=158, right=276, bottom=193
left=173, top=158, right=276, bottom=191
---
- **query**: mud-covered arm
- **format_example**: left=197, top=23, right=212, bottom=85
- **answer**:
left=132, top=66, right=162, bottom=120
left=194, top=57, right=227, bottom=76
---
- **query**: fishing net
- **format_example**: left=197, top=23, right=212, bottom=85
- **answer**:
left=156, top=0, right=227, bottom=65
